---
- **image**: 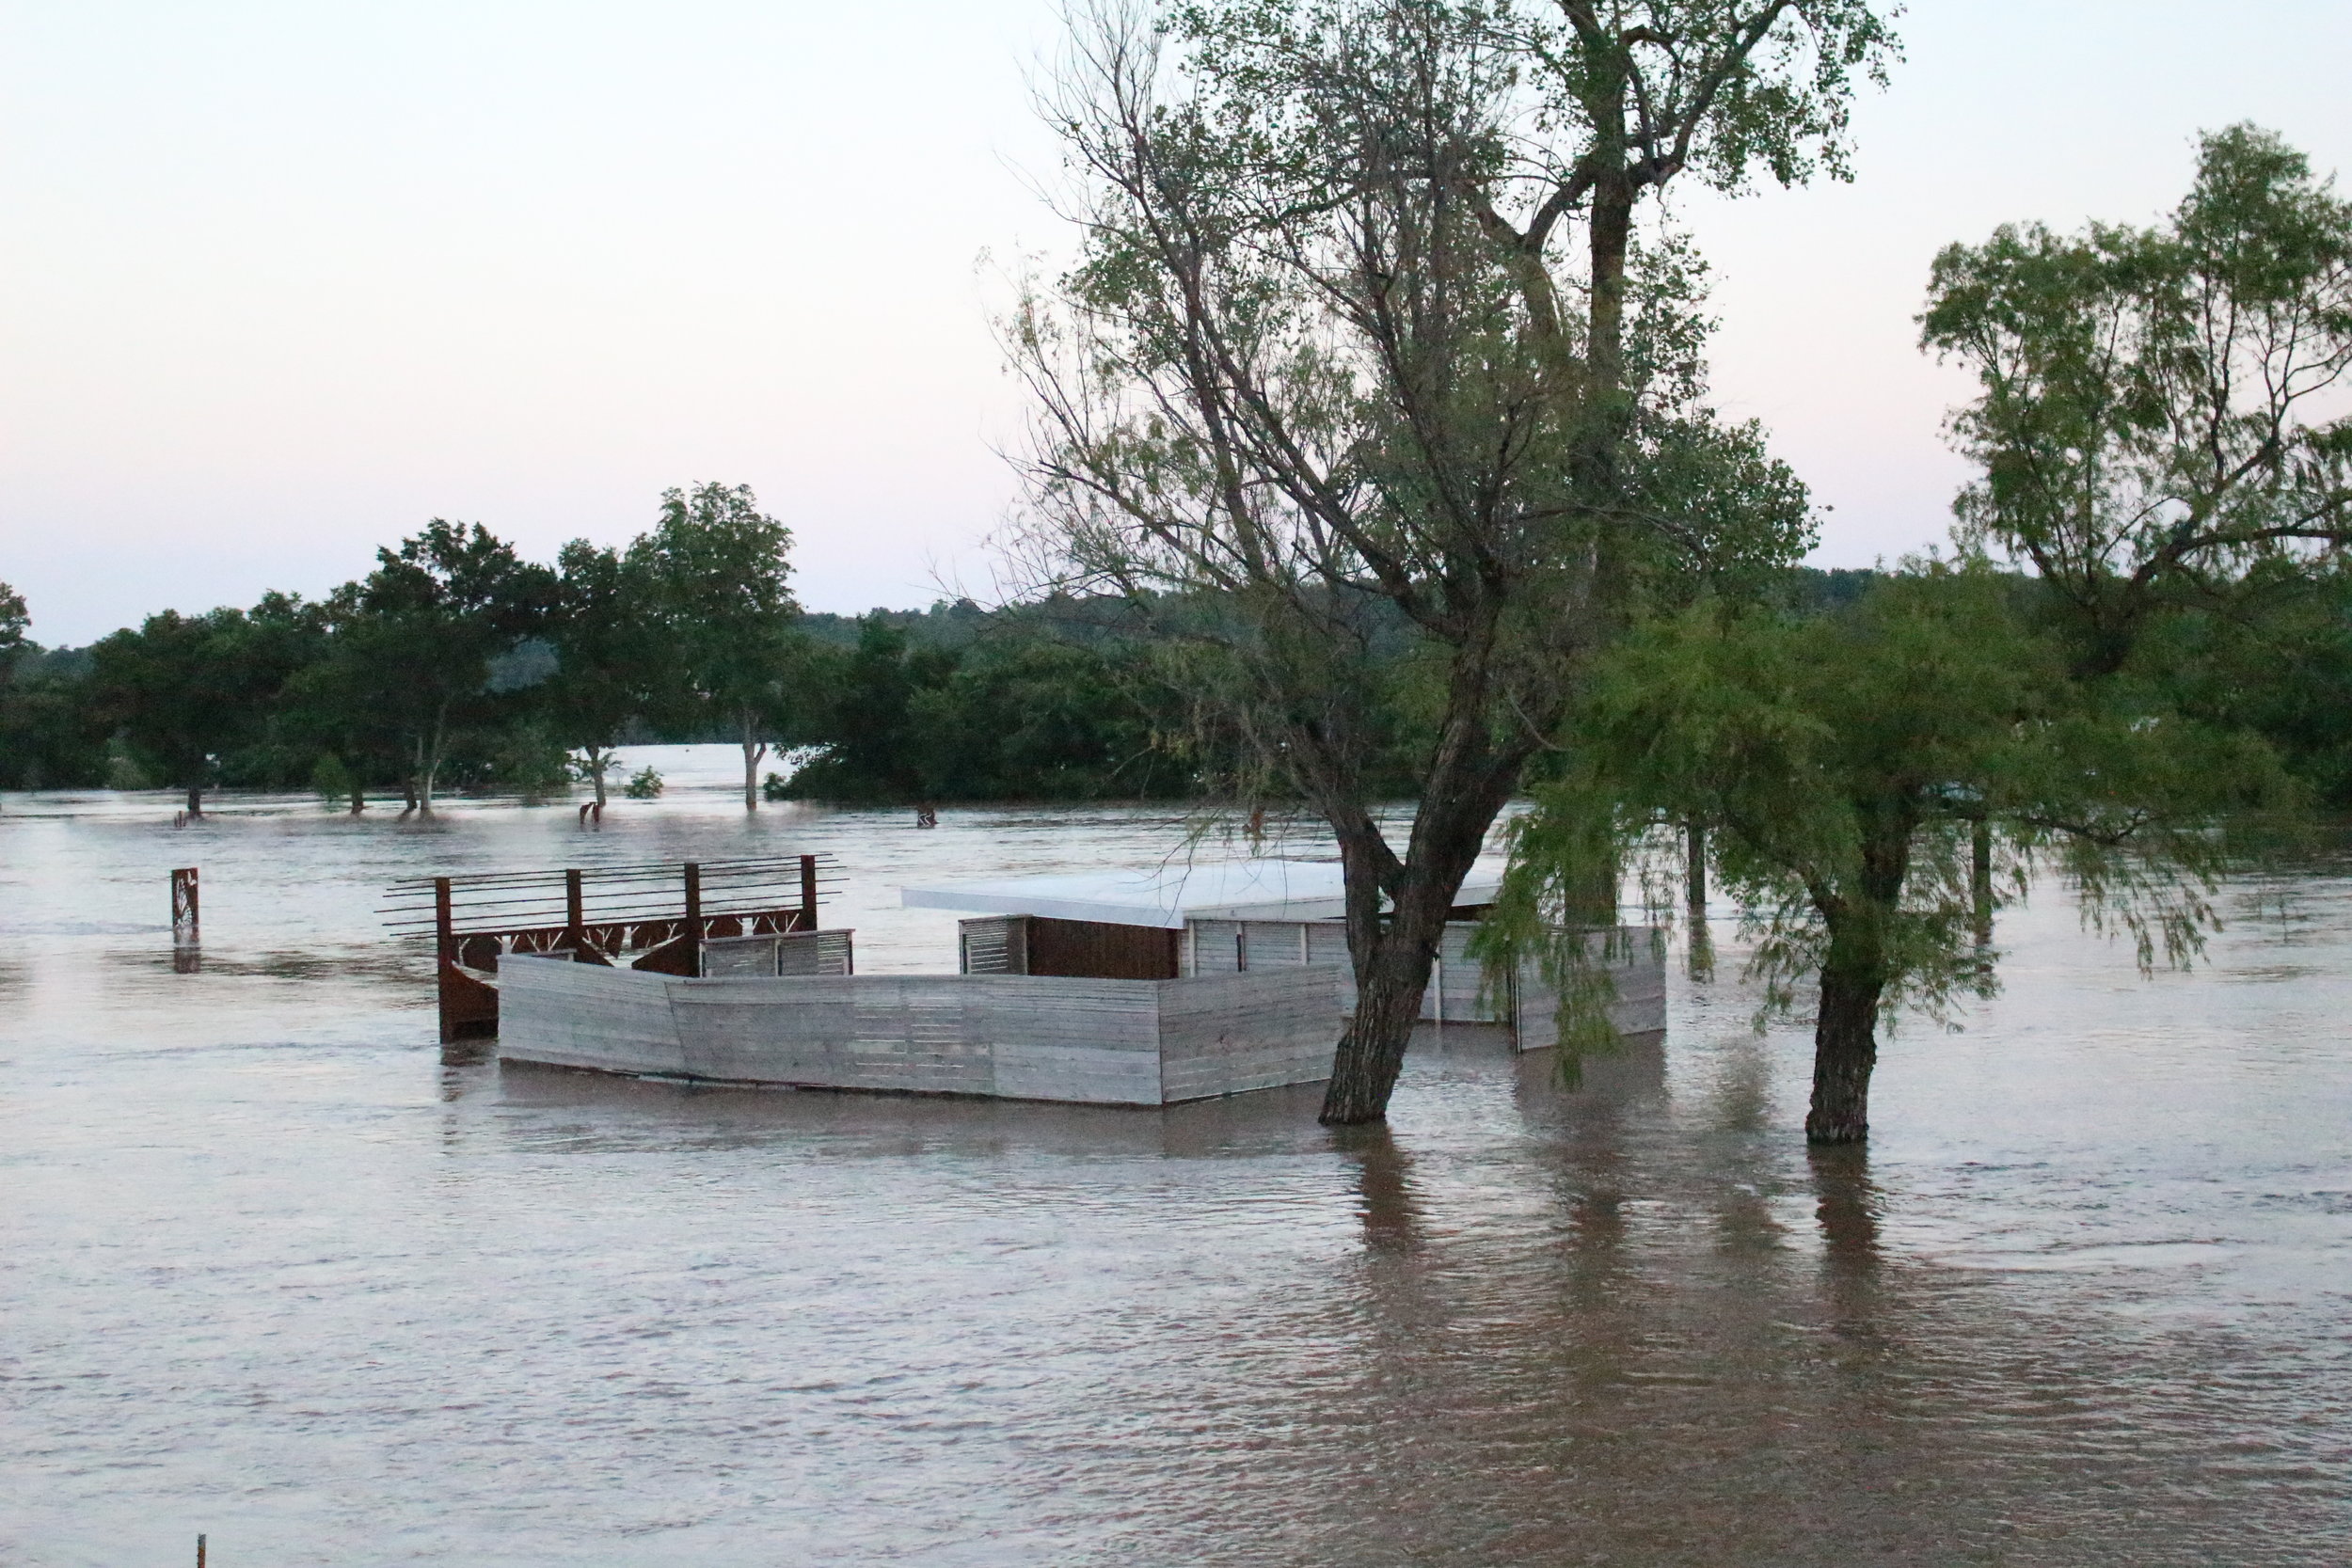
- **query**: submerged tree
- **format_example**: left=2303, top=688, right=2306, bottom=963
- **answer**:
left=338, top=521, right=554, bottom=815
left=89, top=607, right=280, bottom=816
left=632, top=483, right=804, bottom=812
left=1008, top=0, right=1887, bottom=1122
left=545, top=540, right=666, bottom=813
left=1491, top=566, right=2290, bottom=1143
left=1921, top=124, right=2352, bottom=677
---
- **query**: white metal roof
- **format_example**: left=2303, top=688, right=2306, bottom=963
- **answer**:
left=898, top=858, right=1502, bottom=929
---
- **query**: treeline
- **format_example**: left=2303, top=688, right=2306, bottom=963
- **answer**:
left=7, top=532, right=2349, bottom=814
left=0, top=484, right=1216, bottom=812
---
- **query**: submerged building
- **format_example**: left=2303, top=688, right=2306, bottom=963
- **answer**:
left=496, top=859, right=1664, bottom=1105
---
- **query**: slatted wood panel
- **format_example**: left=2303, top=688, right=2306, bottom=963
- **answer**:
left=958, top=916, right=1026, bottom=974
left=1511, top=927, right=1668, bottom=1053
left=700, top=928, right=855, bottom=977
left=1157, top=967, right=1340, bottom=1102
left=494, top=939, right=1658, bottom=1103
left=497, top=954, right=689, bottom=1075
left=1183, top=917, right=1666, bottom=1044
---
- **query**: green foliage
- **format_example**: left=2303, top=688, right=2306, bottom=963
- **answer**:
left=624, top=766, right=664, bottom=800
left=1922, top=124, right=2352, bottom=676
left=777, top=611, right=1197, bottom=803
left=1489, top=565, right=2296, bottom=1065
left=88, top=604, right=306, bottom=802
left=310, top=752, right=356, bottom=805
left=0, top=580, right=25, bottom=666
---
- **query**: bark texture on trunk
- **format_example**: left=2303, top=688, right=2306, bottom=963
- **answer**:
left=348, top=781, right=365, bottom=816
left=1804, top=803, right=1913, bottom=1145
left=1315, top=749, right=1515, bottom=1124
left=185, top=783, right=203, bottom=817
left=1318, top=931, right=1441, bottom=1124
left=739, top=713, right=765, bottom=813
left=1970, top=816, right=1994, bottom=946
left=1805, top=960, right=1883, bottom=1145
left=1684, top=820, right=1712, bottom=982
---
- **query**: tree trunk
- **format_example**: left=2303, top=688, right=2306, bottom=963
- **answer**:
left=1804, top=800, right=1915, bottom=1145
left=349, top=778, right=365, bottom=816
left=418, top=707, right=448, bottom=816
left=1970, top=816, right=1994, bottom=946
left=739, top=712, right=766, bottom=813
left=1316, top=758, right=1511, bottom=1124
left=1318, top=927, right=1441, bottom=1124
left=587, top=744, right=610, bottom=811
left=1805, top=958, right=1883, bottom=1145
left=1684, top=819, right=1713, bottom=982
left=185, top=782, right=203, bottom=818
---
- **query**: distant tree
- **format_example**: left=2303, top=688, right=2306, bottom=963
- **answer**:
left=630, top=483, right=804, bottom=812
left=88, top=608, right=278, bottom=815
left=341, top=520, right=555, bottom=815
left=1492, top=566, right=2290, bottom=1145
left=546, top=540, right=667, bottom=812
left=217, top=592, right=330, bottom=789
left=1921, top=124, right=2352, bottom=677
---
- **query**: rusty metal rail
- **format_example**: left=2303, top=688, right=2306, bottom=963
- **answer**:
left=383, top=853, right=842, bottom=1041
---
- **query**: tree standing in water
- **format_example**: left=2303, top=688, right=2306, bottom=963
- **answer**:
left=1492, top=565, right=2281, bottom=1143
left=1501, top=126, right=2351, bottom=1143
left=546, top=539, right=667, bottom=815
left=1009, top=0, right=1894, bottom=1124
left=633, top=483, right=804, bottom=812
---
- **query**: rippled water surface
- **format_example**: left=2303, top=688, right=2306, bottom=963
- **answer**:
left=5, top=752, right=2349, bottom=1565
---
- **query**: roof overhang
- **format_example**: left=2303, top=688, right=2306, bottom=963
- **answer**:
left=899, top=859, right=1502, bottom=930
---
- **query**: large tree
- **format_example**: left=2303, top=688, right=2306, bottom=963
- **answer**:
left=1921, top=124, right=2352, bottom=677
left=545, top=540, right=667, bottom=812
left=1492, top=566, right=2283, bottom=1144
left=89, top=607, right=278, bottom=816
left=336, top=520, right=554, bottom=815
left=1009, top=0, right=1887, bottom=1123
left=631, top=483, right=805, bottom=812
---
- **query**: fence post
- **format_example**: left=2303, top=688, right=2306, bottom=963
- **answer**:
left=683, top=862, right=702, bottom=974
left=170, top=867, right=199, bottom=943
left=800, top=854, right=818, bottom=931
left=564, top=867, right=584, bottom=948
left=434, top=876, right=455, bottom=1042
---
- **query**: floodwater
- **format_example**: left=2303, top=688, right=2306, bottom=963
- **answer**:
left=4, top=748, right=2349, bottom=1566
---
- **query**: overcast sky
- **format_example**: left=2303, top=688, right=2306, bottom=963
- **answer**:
left=5, top=1, right=2349, bottom=645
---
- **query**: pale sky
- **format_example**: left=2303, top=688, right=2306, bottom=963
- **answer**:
left=4, top=2, right=2348, bottom=646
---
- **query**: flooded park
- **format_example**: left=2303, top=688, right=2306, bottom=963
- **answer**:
left=4, top=748, right=2349, bottom=1566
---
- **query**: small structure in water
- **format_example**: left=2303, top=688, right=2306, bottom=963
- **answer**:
left=382, top=855, right=839, bottom=1041
left=487, top=858, right=1664, bottom=1105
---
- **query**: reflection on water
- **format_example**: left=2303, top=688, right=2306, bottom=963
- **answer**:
left=2, top=768, right=2349, bottom=1565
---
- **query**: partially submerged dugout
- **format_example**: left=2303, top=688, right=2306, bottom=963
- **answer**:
left=899, top=859, right=1651, bottom=1037
left=492, top=858, right=1663, bottom=1105
left=383, top=855, right=839, bottom=1041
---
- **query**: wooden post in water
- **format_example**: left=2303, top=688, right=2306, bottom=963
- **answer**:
left=196, top=1533, right=206, bottom=1568
left=564, top=867, right=585, bottom=951
left=433, top=877, right=456, bottom=1042
left=171, top=867, right=199, bottom=943
left=682, top=862, right=702, bottom=974
left=799, top=854, right=818, bottom=932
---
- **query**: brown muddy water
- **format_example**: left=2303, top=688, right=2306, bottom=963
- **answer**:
left=3, top=755, right=2349, bottom=1565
